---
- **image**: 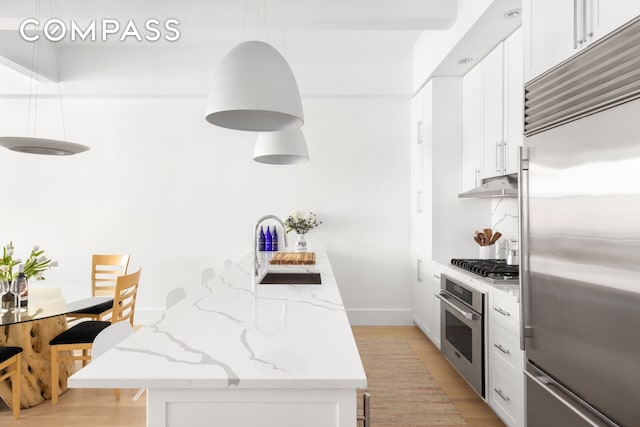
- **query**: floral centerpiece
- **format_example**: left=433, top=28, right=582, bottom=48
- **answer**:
left=285, top=211, right=321, bottom=252
left=0, top=242, right=58, bottom=282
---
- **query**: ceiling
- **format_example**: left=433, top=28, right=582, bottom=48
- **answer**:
left=0, top=0, right=457, bottom=38
left=0, top=0, right=458, bottom=80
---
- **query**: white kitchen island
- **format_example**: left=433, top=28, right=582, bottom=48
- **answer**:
left=68, top=251, right=367, bottom=427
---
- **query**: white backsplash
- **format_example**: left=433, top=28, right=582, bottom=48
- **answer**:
left=491, top=198, right=519, bottom=259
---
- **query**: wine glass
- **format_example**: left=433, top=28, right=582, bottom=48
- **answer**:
left=0, top=280, right=9, bottom=313
left=9, top=280, right=26, bottom=312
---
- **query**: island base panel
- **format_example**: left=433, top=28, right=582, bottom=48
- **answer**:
left=147, top=388, right=357, bottom=427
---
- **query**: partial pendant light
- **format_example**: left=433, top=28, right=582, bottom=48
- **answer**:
left=205, top=41, right=304, bottom=132
left=253, top=128, right=309, bottom=165
left=0, top=0, right=88, bottom=156
left=0, top=137, right=89, bottom=156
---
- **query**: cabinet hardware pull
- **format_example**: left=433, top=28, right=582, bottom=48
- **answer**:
left=475, top=168, right=480, bottom=187
left=495, top=141, right=500, bottom=173
left=573, top=0, right=579, bottom=48
left=502, top=140, right=508, bottom=173
left=519, top=147, right=532, bottom=351
left=417, top=120, right=423, bottom=144
left=585, top=0, right=593, bottom=37
left=417, top=259, right=422, bottom=283
left=416, top=191, right=423, bottom=213
left=357, top=392, right=371, bottom=427
left=495, top=388, right=510, bottom=402
left=581, top=0, right=588, bottom=42
left=494, top=343, right=511, bottom=355
left=494, top=307, right=511, bottom=317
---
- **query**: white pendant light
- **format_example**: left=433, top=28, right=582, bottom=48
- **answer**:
left=0, top=0, right=88, bottom=156
left=0, top=137, right=89, bottom=156
left=205, top=41, right=304, bottom=132
left=253, top=128, right=309, bottom=165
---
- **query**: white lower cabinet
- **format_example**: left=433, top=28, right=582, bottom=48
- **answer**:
left=489, top=357, right=522, bottom=426
left=487, top=289, right=525, bottom=427
left=426, top=264, right=442, bottom=349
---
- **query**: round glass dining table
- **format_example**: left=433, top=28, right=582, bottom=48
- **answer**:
left=0, top=291, right=112, bottom=409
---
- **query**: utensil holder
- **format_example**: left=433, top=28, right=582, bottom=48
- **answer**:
left=479, top=245, right=494, bottom=259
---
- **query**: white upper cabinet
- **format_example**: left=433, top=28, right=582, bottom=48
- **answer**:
left=482, top=43, right=505, bottom=180
left=503, top=27, right=524, bottom=175
left=524, top=0, right=640, bottom=82
left=523, top=0, right=574, bottom=82
left=462, top=63, right=484, bottom=192
left=596, top=0, right=640, bottom=38
left=462, top=28, right=523, bottom=187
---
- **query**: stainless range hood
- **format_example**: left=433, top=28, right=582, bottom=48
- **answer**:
left=458, top=174, right=518, bottom=199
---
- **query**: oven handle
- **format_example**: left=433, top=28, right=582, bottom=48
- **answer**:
left=436, top=293, right=476, bottom=320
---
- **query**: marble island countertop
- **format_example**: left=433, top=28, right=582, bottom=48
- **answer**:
left=69, top=251, right=367, bottom=391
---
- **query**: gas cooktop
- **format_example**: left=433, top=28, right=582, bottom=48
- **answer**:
left=450, top=259, right=519, bottom=283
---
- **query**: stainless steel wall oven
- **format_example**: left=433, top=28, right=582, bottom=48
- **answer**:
left=437, top=274, right=485, bottom=397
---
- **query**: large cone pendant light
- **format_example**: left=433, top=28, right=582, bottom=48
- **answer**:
left=253, top=128, right=309, bottom=164
left=205, top=41, right=304, bottom=132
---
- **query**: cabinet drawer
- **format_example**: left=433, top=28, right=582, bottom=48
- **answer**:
left=489, top=361, right=523, bottom=427
left=489, top=323, right=523, bottom=372
left=489, top=292, right=519, bottom=333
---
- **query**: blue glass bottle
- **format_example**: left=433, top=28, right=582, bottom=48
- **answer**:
left=265, top=226, right=273, bottom=251
left=272, top=227, right=278, bottom=252
left=258, top=226, right=266, bottom=251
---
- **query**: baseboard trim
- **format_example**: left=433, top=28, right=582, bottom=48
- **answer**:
left=137, top=308, right=414, bottom=327
left=346, top=309, right=413, bottom=326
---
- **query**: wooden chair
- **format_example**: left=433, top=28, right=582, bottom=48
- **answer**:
left=68, top=254, right=130, bottom=322
left=50, top=268, right=140, bottom=405
left=0, top=346, right=23, bottom=419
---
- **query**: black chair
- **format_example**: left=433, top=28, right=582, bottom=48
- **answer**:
left=50, top=268, right=140, bottom=405
left=0, top=346, right=23, bottom=419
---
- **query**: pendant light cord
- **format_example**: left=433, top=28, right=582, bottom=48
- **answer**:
left=50, top=0, right=67, bottom=140
left=241, top=0, right=249, bottom=41
left=27, top=0, right=42, bottom=137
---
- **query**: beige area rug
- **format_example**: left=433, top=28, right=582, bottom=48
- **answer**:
left=356, top=338, right=466, bottom=427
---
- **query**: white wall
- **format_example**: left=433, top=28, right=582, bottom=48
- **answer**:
left=0, top=37, right=414, bottom=324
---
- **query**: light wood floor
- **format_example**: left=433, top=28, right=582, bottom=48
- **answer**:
left=1, top=326, right=505, bottom=426
left=353, top=326, right=506, bottom=427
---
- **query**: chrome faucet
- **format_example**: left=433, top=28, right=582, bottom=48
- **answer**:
left=254, top=215, right=288, bottom=276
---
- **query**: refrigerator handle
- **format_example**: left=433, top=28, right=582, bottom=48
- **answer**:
left=519, top=146, right=531, bottom=350
left=524, top=370, right=613, bottom=427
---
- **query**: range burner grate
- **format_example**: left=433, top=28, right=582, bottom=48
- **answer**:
left=450, top=258, right=519, bottom=280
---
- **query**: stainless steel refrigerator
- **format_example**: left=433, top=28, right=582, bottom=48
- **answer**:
left=520, top=16, right=640, bottom=427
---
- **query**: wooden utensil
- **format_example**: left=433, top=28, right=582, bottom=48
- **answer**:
left=483, top=228, right=493, bottom=241
left=477, top=232, right=486, bottom=246
left=490, top=232, right=502, bottom=245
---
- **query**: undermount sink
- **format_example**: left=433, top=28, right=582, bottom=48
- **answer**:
left=259, top=272, right=322, bottom=285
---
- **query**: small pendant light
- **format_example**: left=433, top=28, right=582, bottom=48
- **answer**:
left=253, top=128, right=309, bottom=165
left=205, top=41, right=304, bottom=132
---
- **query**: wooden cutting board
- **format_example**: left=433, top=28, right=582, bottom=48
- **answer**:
left=269, top=252, right=316, bottom=265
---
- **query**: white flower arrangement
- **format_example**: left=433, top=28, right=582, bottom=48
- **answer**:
left=1, top=242, right=58, bottom=281
left=285, top=211, right=321, bottom=235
